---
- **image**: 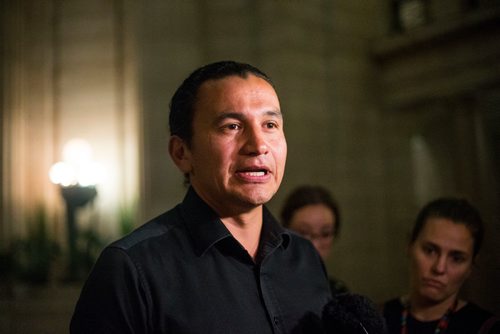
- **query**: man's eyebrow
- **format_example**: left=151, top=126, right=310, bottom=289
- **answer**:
left=213, top=112, right=245, bottom=124
left=264, top=109, right=283, bottom=119
left=214, top=110, right=282, bottom=123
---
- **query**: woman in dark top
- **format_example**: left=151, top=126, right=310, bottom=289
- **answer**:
left=281, top=185, right=348, bottom=295
left=382, top=197, right=499, bottom=334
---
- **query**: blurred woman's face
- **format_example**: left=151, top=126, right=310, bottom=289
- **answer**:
left=409, top=217, right=474, bottom=305
left=288, top=204, right=335, bottom=260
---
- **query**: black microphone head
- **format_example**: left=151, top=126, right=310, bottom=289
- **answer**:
left=322, top=293, right=387, bottom=334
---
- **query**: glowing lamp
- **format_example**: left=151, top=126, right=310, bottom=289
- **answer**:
left=49, top=139, right=102, bottom=281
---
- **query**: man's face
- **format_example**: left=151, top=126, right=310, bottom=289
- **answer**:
left=181, top=74, right=287, bottom=216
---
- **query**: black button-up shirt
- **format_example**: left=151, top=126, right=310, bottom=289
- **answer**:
left=70, top=187, right=331, bottom=333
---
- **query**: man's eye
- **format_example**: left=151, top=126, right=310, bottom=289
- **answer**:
left=265, top=122, right=278, bottom=129
left=225, top=124, right=241, bottom=130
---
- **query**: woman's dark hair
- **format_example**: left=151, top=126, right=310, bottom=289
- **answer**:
left=410, top=197, right=484, bottom=257
left=169, top=60, right=274, bottom=146
left=280, top=185, right=341, bottom=237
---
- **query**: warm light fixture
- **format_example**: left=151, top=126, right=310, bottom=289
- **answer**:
left=49, top=138, right=105, bottom=187
left=49, top=138, right=104, bottom=281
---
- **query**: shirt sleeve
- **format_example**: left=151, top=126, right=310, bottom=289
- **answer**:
left=70, top=247, right=150, bottom=334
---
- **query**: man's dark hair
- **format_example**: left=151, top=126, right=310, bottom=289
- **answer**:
left=410, top=197, right=484, bottom=257
left=280, top=185, right=342, bottom=237
left=169, top=60, right=274, bottom=146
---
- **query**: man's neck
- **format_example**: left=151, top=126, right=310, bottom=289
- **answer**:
left=220, top=206, right=263, bottom=260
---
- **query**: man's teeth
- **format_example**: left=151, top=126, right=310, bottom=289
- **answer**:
left=244, top=171, right=266, bottom=176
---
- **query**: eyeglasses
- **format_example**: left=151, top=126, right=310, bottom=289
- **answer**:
left=300, top=230, right=335, bottom=242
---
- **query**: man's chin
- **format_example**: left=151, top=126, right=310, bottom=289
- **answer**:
left=243, top=188, right=276, bottom=205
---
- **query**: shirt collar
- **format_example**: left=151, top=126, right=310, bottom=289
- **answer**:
left=256, top=206, right=291, bottom=263
left=179, top=187, right=290, bottom=257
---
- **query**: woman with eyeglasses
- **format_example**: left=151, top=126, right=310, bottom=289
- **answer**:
left=281, top=185, right=348, bottom=295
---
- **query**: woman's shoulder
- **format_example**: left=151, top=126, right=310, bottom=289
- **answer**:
left=452, top=301, right=500, bottom=333
left=457, top=301, right=494, bottom=318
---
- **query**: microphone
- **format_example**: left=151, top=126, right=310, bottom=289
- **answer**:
left=322, top=293, right=387, bottom=334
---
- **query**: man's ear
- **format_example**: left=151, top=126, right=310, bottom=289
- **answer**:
left=169, top=135, right=192, bottom=174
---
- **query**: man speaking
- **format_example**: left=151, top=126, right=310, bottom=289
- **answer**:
left=70, top=60, right=331, bottom=333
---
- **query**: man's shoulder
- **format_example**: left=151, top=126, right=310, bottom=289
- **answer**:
left=285, top=229, right=318, bottom=251
left=110, top=205, right=184, bottom=252
left=282, top=231, right=326, bottom=265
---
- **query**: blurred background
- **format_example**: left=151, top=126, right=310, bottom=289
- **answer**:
left=1, top=0, right=499, bottom=333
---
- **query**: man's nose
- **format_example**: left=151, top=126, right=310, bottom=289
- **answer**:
left=242, top=127, right=268, bottom=155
